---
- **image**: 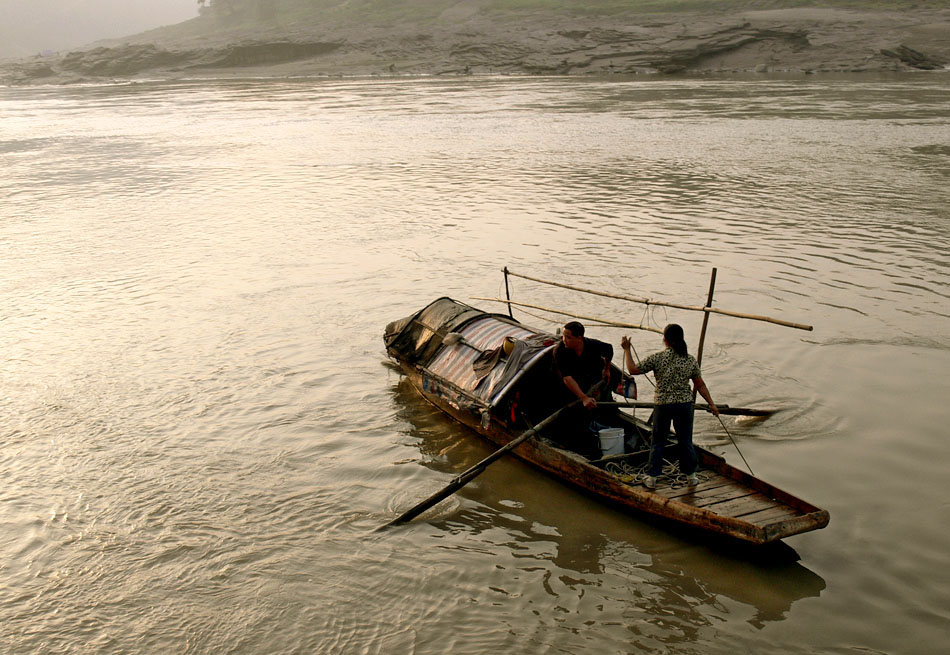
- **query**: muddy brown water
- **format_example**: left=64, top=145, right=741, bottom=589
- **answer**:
left=1, top=75, right=948, bottom=654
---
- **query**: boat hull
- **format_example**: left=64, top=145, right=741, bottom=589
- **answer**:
left=399, top=362, right=829, bottom=544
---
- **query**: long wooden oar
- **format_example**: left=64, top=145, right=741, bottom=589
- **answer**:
left=382, top=397, right=584, bottom=529
left=598, top=401, right=776, bottom=417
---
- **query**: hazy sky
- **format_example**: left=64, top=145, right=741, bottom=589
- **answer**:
left=0, top=0, right=198, bottom=59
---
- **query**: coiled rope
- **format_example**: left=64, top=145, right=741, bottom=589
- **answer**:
left=604, top=458, right=710, bottom=489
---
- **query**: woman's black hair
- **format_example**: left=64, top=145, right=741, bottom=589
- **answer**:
left=664, top=323, right=688, bottom=357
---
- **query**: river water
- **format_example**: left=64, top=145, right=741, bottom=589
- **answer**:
left=1, top=74, right=948, bottom=654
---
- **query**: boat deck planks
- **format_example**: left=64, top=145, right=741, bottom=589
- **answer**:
left=740, top=505, right=803, bottom=525
left=650, top=468, right=807, bottom=522
left=707, top=493, right=785, bottom=517
left=657, top=476, right=731, bottom=496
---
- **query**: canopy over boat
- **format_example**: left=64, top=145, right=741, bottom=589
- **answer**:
left=385, top=297, right=559, bottom=408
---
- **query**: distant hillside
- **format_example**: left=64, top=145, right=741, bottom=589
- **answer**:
left=3, top=0, right=948, bottom=84
left=150, top=1, right=950, bottom=43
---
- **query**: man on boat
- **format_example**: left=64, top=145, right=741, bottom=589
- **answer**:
left=551, top=321, right=614, bottom=458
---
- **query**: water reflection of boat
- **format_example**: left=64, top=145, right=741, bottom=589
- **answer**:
left=390, top=376, right=826, bottom=628
left=385, top=297, right=829, bottom=545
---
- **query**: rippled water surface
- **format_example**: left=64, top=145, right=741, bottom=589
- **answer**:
left=1, top=75, right=948, bottom=654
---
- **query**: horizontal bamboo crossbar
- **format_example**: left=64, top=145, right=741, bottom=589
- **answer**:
left=505, top=269, right=813, bottom=331
left=470, top=297, right=664, bottom=334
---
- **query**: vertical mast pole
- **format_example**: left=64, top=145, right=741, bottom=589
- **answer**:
left=692, top=267, right=717, bottom=406
left=503, top=266, right=514, bottom=319
left=696, top=267, right=717, bottom=367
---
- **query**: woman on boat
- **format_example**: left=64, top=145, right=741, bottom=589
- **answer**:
left=620, top=324, right=718, bottom=490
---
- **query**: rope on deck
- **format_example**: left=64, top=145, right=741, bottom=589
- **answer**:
left=604, top=459, right=711, bottom=489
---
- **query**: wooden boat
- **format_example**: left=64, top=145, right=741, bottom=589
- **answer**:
left=384, top=296, right=829, bottom=544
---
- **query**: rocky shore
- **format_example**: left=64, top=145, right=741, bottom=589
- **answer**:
left=2, top=6, right=948, bottom=85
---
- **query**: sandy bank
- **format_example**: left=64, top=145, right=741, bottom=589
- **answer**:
left=3, top=6, right=948, bottom=85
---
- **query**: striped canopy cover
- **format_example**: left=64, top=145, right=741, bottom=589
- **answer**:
left=427, top=316, right=550, bottom=404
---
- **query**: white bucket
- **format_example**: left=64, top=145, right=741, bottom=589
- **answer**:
left=598, top=427, right=625, bottom=456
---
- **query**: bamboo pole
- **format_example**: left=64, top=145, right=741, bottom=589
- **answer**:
left=696, top=267, right=717, bottom=368
left=693, top=268, right=716, bottom=405
left=503, top=269, right=813, bottom=331
left=470, top=297, right=664, bottom=334
left=503, top=266, right=514, bottom=319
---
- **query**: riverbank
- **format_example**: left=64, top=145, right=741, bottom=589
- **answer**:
left=2, top=5, right=948, bottom=84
